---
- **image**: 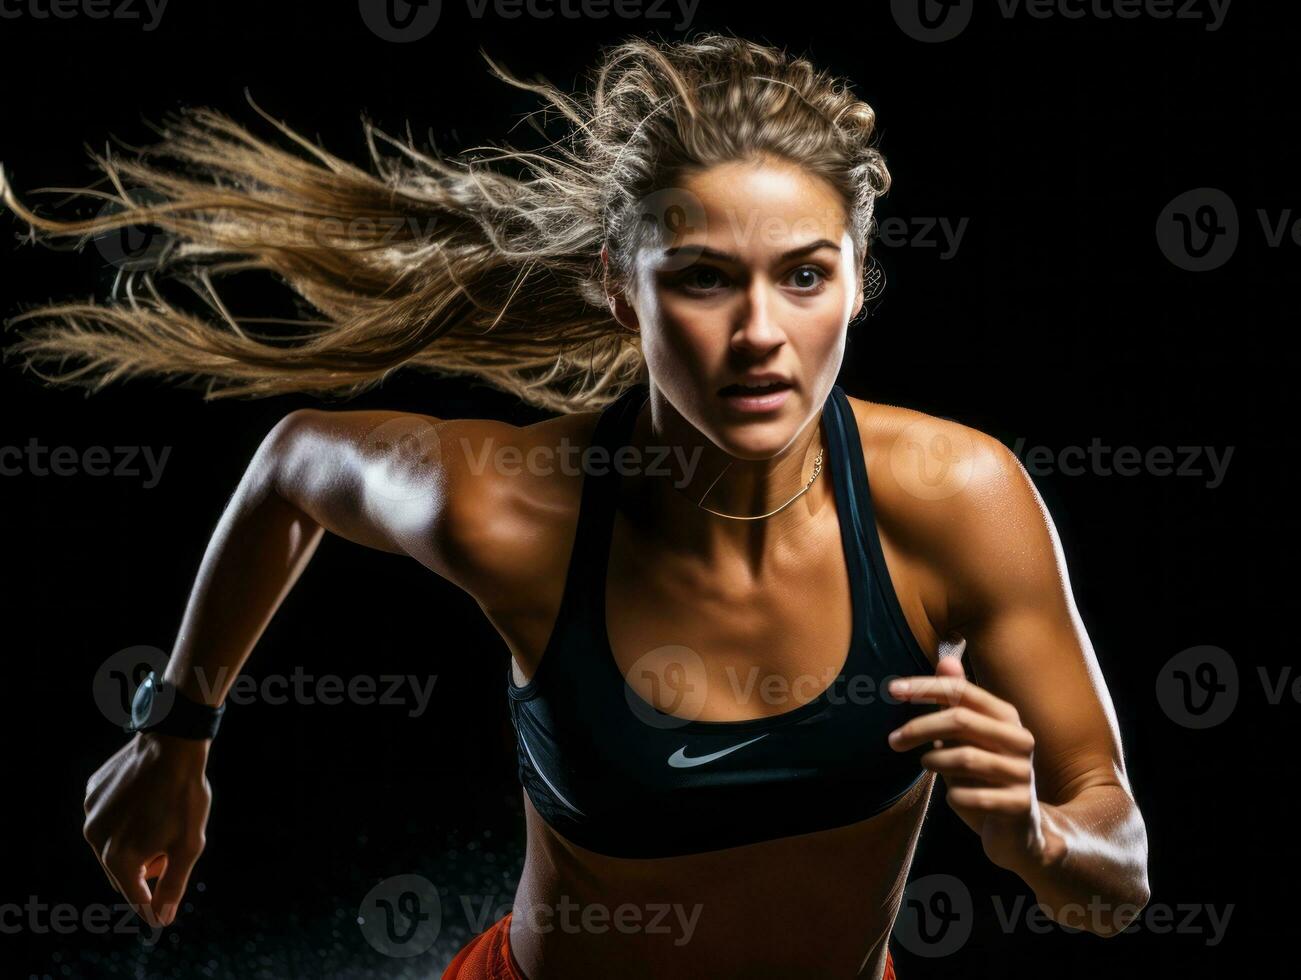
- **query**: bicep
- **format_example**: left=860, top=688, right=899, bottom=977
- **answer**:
left=946, top=442, right=1132, bottom=804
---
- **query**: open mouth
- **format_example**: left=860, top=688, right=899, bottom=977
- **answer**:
left=718, top=380, right=792, bottom=396
left=717, top=379, right=794, bottom=412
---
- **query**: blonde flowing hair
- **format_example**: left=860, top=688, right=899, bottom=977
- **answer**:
left=0, top=33, right=891, bottom=414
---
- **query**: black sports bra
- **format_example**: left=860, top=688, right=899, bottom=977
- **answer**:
left=507, top=383, right=936, bottom=859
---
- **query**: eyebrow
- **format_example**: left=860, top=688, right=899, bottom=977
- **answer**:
left=666, top=239, right=842, bottom=264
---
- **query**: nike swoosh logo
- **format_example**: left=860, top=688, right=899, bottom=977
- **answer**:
left=668, top=734, right=769, bottom=769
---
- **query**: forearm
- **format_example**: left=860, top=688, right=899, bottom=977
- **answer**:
left=162, top=428, right=325, bottom=709
left=1004, top=783, right=1150, bottom=937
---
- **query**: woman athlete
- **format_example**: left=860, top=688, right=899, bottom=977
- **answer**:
left=3, top=34, right=1149, bottom=979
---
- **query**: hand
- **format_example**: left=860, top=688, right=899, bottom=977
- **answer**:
left=886, top=656, right=1057, bottom=873
left=83, top=732, right=213, bottom=929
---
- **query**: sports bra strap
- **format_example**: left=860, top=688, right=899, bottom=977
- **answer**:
left=550, top=384, right=649, bottom=632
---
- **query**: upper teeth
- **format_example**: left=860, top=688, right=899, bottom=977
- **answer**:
left=743, top=380, right=779, bottom=389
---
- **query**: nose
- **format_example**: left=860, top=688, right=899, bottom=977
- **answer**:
left=730, top=277, right=786, bottom=355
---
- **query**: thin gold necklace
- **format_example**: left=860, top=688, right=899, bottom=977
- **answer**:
left=674, top=440, right=825, bottom=521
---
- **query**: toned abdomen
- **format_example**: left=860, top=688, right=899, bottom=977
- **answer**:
left=509, top=770, right=936, bottom=980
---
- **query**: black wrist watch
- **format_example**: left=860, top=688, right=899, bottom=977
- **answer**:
left=125, top=670, right=226, bottom=740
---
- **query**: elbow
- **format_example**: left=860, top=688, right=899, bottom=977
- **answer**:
left=1056, top=879, right=1148, bottom=940
left=1101, top=879, right=1150, bottom=939
left=1102, top=810, right=1151, bottom=938
left=1090, top=890, right=1150, bottom=940
left=1049, top=797, right=1151, bottom=939
left=1097, top=841, right=1152, bottom=940
left=1126, top=807, right=1153, bottom=920
left=1121, top=868, right=1152, bottom=932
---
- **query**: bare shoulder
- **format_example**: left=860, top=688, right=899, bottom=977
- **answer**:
left=840, top=393, right=1016, bottom=521
left=841, top=393, right=1046, bottom=638
left=436, top=408, right=603, bottom=615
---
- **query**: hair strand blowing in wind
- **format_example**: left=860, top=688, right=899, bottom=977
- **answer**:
left=0, top=34, right=891, bottom=414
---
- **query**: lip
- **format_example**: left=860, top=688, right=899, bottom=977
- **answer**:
left=719, top=371, right=791, bottom=391
left=718, top=384, right=793, bottom=413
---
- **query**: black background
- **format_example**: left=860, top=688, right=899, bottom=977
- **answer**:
left=1, top=1, right=1292, bottom=977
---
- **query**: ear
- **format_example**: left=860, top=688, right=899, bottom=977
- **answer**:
left=602, top=244, right=641, bottom=334
left=609, top=291, right=641, bottom=335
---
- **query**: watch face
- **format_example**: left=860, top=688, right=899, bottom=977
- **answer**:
left=130, top=673, right=157, bottom=731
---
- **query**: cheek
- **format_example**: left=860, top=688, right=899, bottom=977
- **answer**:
left=818, top=303, right=849, bottom=354
left=796, top=302, right=849, bottom=389
left=794, top=292, right=849, bottom=351
left=641, top=294, right=725, bottom=377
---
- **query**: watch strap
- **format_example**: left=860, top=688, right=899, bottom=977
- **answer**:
left=125, top=671, right=226, bottom=740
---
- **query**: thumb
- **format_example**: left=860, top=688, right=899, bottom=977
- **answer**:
left=151, top=847, right=198, bottom=927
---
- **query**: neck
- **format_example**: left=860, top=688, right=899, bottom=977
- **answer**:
left=620, top=385, right=832, bottom=560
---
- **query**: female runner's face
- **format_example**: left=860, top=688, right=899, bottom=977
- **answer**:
left=617, top=156, right=864, bottom=460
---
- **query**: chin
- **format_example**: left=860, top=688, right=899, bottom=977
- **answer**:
left=703, top=414, right=804, bottom=461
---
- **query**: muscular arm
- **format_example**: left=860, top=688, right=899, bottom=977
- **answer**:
left=887, top=422, right=1151, bottom=936
left=162, top=408, right=486, bottom=707
left=86, top=405, right=573, bottom=928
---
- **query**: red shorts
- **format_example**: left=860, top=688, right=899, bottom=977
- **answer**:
left=441, top=912, right=898, bottom=979
left=442, top=913, right=525, bottom=980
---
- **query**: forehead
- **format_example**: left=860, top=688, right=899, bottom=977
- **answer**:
left=674, top=158, right=850, bottom=258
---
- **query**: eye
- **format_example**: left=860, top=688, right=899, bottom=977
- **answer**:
left=675, top=265, right=731, bottom=293
left=787, top=265, right=827, bottom=291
